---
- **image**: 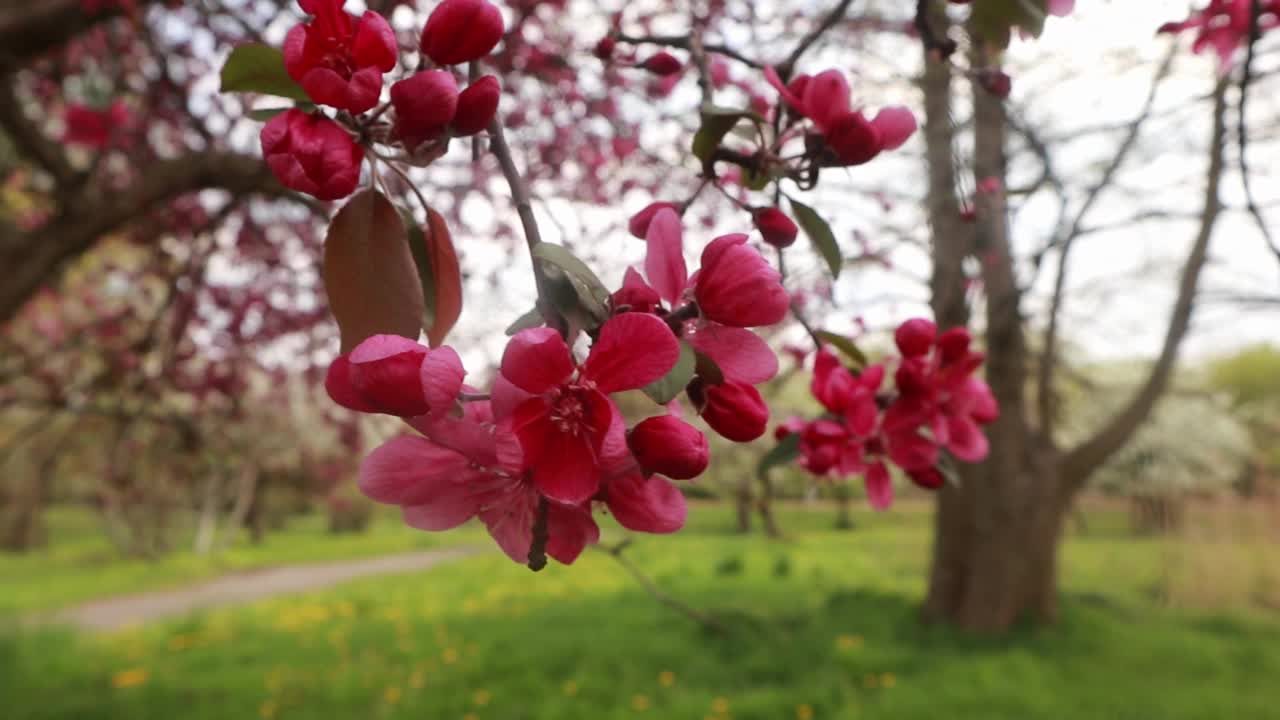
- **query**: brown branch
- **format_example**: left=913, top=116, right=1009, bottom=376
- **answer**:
left=1237, top=0, right=1280, bottom=265
left=0, top=151, right=292, bottom=326
left=1035, top=48, right=1175, bottom=436
left=777, top=0, right=856, bottom=79
left=599, top=540, right=726, bottom=634
left=612, top=32, right=762, bottom=70
left=1060, top=78, right=1231, bottom=489
left=914, top=0, right=957, bottom=61
left=922, top=4, right=969, bottom=330
left=486, top=117, right=555, bottom=305
left=0, top=72, right=76, bottom=185
left=0, top=0, right=163, bottom=66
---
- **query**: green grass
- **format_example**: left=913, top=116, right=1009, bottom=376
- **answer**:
left=3, top=502, right=1280, bottom=719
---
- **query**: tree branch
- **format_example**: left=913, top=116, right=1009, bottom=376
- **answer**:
left=0, top=151, right=291, bottom=325
left=1035, top=47, right=1175, bottom=436
left=1061, top=78, right=1231, bottom=488
left=599, top=540, right=726, bottom=634
left=777, top=0, right=856, bottom=79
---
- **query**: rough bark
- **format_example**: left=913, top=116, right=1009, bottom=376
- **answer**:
left=920, top=20, right=1229, bottom=631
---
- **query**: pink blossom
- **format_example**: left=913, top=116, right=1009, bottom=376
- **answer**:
left=284, top=0, right=397, bottom=113
left=421, top=0, right=506, bottom=66
left=1159, top=0, right=1280, bottom=71
left=501, top=314, right=680, bottom=504
left=260, top=109, right=363, bottom=201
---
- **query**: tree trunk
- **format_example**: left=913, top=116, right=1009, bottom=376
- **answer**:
left=833, top=484, right=854, bottom=530
left=757, top=473, right=782, bottom=539
left=734, top=475, right=752, bottom=533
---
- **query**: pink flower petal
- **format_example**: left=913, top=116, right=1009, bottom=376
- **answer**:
left=546, top=503, right=600, bottom=565
left=944, top=415, right=989, bottom=462
left=865, top=461, right=893, bottom=511
left=360, top=435, right=472, bottom=508
left=479, top=487, right=536, bottom=563
left=582, top=313, right=681, bottom=393
left=869, top=106, right=917, bottom=151
left=605, top=474, right=687, bottom=534
left=501, top=327, right=574, bottom=394
left=419, top=345, right=465, bottom=415
left=513, top=398, right=603, bottom=504
left=686, top=324, right=778, bottom=384
left=644, top=208, right=688, bottom=306
left=490, top=372, right=534, bottom=422
left=802, top=69, right=852, bottom=130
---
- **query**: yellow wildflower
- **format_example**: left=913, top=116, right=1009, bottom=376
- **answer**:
left=111, top=668, right=149, bottom=689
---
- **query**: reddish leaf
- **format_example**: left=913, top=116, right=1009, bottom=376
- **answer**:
left=323, top=190, right=425, bottom=352
left=411, top=208, right=463, bottom=347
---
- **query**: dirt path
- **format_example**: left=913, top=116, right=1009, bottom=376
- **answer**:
left=49, top=547, right=480, bottom=632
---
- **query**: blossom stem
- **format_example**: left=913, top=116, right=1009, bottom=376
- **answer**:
left=486, top=118, right=557, bottom=313
left=776, top=247, right=822, bottom=349
left=526, top=496, right=549, bottom=571
left=599, top=540, right=726, bottom=634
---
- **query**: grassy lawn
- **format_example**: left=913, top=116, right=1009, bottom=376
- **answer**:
left=3, top=501, right=1279, bottom=719
left=0, top=506, right=485, bottom=616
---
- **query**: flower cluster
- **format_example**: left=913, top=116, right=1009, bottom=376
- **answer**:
left=622, top=206, right=788, bottom=443
left=1158, top=0, right=1279, bottom=71
left=778, top=319, right=998, bottom=510
left=324, top=206, right=792, bottom=566
left=260, top=0, right=506, bottom=200
left=765, top=67, right=917, bottom=168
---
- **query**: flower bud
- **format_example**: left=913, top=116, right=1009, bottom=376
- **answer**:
left=752, top=207, right=799, bottom=249
left=421, top=0, right=505, bottom=66
left=977, top=69, right=1012, bottom=99
left=391, top=70, right=459, bottom=148
left=261, top=109, right=363, bottom=201
left=936, top=326, right=972, bottom=364
left=327, top=335, right=466, bottom=418
left=908, top=467, right=945, bottom=489
left=628, top=201, right=679, bottom=239
left=695, top=234, right=789, bottom=328
left=453, top=75, right=500, bottom=136
left=699, top=380, right=769, bottom=442
left=640, top=51, right=683, bottom=76
left=594, top=36, right=616, bottom=60
left=628, top=415, right=709, bottom=480
left=894, top=318, right=936, bottom=358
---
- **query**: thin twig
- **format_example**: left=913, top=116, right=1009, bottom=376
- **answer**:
left=778, top=0, right=856, bottom=79
left=599, top=540, right=726, bottom=634
left=487, top=117, right=554, bottom=301
left=1237, top=0, right=1279, bottom=264
left=776, top=246, right=822, bottom=348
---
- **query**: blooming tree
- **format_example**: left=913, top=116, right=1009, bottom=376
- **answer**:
left=1, top=0, right=1276, bottom=628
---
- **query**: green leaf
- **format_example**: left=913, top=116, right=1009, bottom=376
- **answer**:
left=323, top=191, right=424, bottom=352
left=757, top=433, right=801, bottom=479
left=531, top=243, right=611, bottom=323
left=246, top=107, right=291, bottom=122
left=969, top=0, right=1048, bottom=49
left=401, top=207, right=464, bottom=347
left=220, top=44, right=310, bottom=101
left=741, top=162, right=774, bottom=192
left=814, top=330, right=868, bottom=370
left=505, top=307, right=545, bottom=335
left=643, top=341, right=696, bottom=405
left=693, top=350, right=724, bottom=386
left=789, top=198, right=841, bottom=280
left=691, top=105, right=764, bottom=163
